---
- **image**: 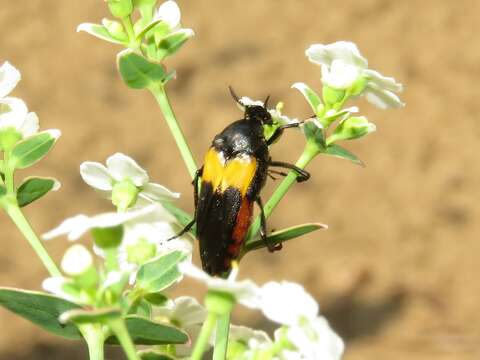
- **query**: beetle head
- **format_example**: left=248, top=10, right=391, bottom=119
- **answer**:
left=228, top=86, right=273, bottom=125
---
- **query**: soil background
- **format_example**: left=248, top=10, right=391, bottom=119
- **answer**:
left=0, top=0, right=478, bottom=359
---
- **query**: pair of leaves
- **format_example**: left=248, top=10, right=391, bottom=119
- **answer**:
left=0, top=288, right=188, bottom=345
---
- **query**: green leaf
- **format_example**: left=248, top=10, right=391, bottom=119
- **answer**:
left=324, top=144, right=365, bottom=166
left=106, top=316, right=189, bottom=345
left=11, top=130, right=60, bottom=169
left=77, top=23, right=126, bottom=45
left=244, top=223, right=328, bottom=253
left=117, top=49, right=166, bottom=89
left=60, top=308, right=122, bottom=325
left=136, top=18, right=163, bottom=40
left=162, top=202, right=195, bottom=233
left=128, top=299, right=152, bottom=318
left=17, top=177, right=59, bottom=207
left=292, top=82, right=323, bottom=116
left=136, top=251, right=186, bottom=293
left=0, top=288, right=81, bottom=339
left=156, top=29, right=194, bottom=60
left=0, top=184, right=6, bottom=198
left=144, top=292, right=168, bottom=306
left=139, top=350, right=176, bottom=360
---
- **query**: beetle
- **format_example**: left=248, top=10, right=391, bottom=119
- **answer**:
left=177, top=87, right=310, bottom=276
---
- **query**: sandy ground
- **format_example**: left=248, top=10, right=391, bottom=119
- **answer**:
left=0, top=0, right=479, bottom=359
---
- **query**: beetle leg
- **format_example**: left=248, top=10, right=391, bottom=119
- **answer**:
left=192, top=166, right=203, bottom=211
left=269, top=160, right=310, bottom=183
left=256, top=197, right=282, bottom=252
left=167, top=167, right=203, bottom=242
left=267, top=123, right=300, bottom=146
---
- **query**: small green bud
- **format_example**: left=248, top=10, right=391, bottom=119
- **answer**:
left=322, top=86, right=345, bottom=106
left=101, top=18, right=128, bottom=41
left=227, top=341, right=247, bottom=360
left=91, top=225, right=124, bottom=249
left=0, top=127, right=22, bottom=151
left=350, top=76, right=368, bottom=96
left=111, top=179, right=139, bottom=211
left=328, top=116, right=376, bottom=145
left=126, top=238, right=157, bottom=265
left=107, top=0, right=134, bottom=18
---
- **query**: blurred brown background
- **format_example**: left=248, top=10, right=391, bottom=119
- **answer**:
left=0, top=0, right=478, bottom=359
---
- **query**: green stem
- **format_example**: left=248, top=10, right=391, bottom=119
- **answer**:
left=4, top=202, right=61, bottom=276
left=109, top=318, right=140, bottom=360
left=191, top=312, right=217, bottom=360
left=247, top=143, right=319, bottom=244
left=149, top=84, right=198, bottom=179
left=213, top=312, right=231, bottom=360
left=79, top=324, right=105, bottom=360
left=122, top=16, right=137, bottom=48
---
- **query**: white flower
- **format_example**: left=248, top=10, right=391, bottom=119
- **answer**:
left=42, top=204, right=174, bottom=241
left=0, top=62, right=41, bottom=138
left=179, top=262, right=261, bottom=308
left=80, top=152, right=179, bottom=205
left=42, top=277, right=80, bottom=303
left=155, top=296, right=207, bottom=357
left=61, top=244, right=93, bottom=276
left=306, top=41, right=404, bottom=109
left=286, top=317, right=344, bottom=360
left=155, top=0, right=181, bottom=30
left=259, top=281, right=319, bottom=326
left=118, top=221, right=193, bottom=282
left=229, top=325, right=272, bottom=350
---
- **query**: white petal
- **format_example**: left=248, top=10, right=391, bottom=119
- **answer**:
left=239, top=96, right=264, bottom=106
left=179, top=261, right=211, bottom=282
left=80, top=162, right=113, bottom=191
left=0, top=97, right=28, bottom=129
left=322, top=59, right=361, bottom=89
left=61, top=244, right=93, bottom=276
left=42, top=214, right=90, bottom=241
left=0, top=62, right=21, bottom=98
left=364, top=84, right=405, bottom=109
left=156, top=0, right=181, bottom=29
left=260, top=282, right=319, bottom=326
left=141, top=182, right=180, bottom=202
left=167, top=296, right=207, bottom=327
left=106, top=153, right=149, bottom=186
left=363, top=69, right=403, bottom=92
left=229, top=325, right=272, bottom=348
left=42, top=277, right=78, bottom=303
left=18, top=112, right=39, bottom=137
left=306, top=41, right=368, bottom=69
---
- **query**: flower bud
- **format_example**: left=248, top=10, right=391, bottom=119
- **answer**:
left=61, top=244, right=94, bottom=277
left=111, top=179, right=139, bottom=211
left=101, top=18, right=127, bottom=41
left=126, top=238, right=157, bottom=265
left=328, top=116, right=376, bottom=144
left=107, top=0, right=134, bottom=18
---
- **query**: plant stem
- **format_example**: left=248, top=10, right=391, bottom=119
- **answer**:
left=79, top=324, right=105, bottom=360
left=191, top=312, right=217, bottom=360
left=4, top=202, right=61, bottom=276
left=213, top=312, right=231, bottom=360
left=149, top=84, right=198, bottom=179
left=3, top=149, right=14, bottom=193
left=247, top=143, right=319, bottom=244
left=122, top=16, right=137, bottom=48
left=109, top=318, right=140, bottom=360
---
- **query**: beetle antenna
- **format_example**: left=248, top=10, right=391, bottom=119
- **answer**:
left=264, top=95, right=270, bottom=109
left=228, top=86, right=243, bottom=106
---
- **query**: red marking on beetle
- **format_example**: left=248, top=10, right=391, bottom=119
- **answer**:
left=227, top=198, right=253, bottom=258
